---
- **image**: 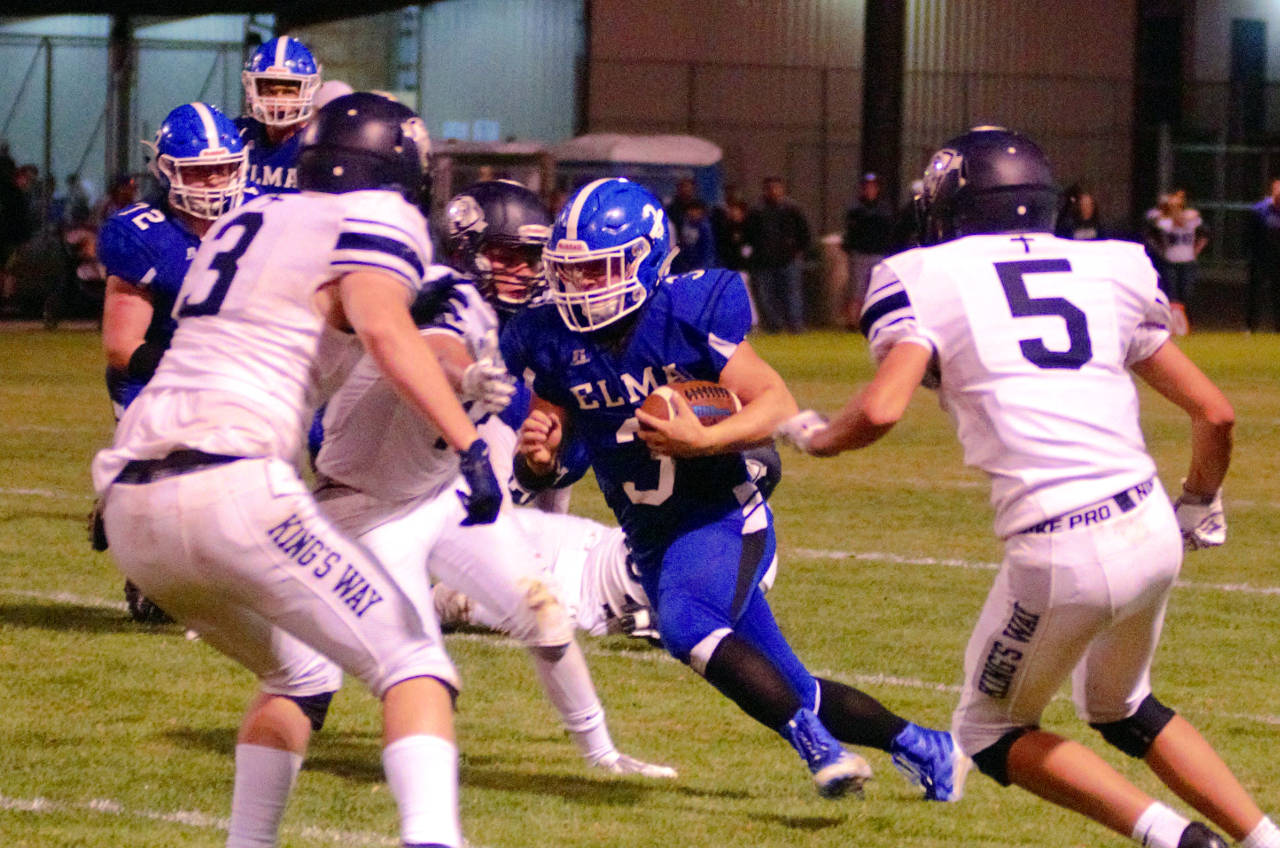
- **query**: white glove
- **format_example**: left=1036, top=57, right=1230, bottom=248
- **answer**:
left=592, top=751, right=678, bottom=779
left=460, top=357, right=516, bottom=415
left=1173, top=485, right=1226, bottom=550
left=774, top=409, right=829, bottom=454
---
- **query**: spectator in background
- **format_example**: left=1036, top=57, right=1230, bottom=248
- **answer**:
left=96, top=173, right=138, bottom=224
left=1147, top=188, right=1208, bottom=335
left=840, top=172, right=896, bottom=328
left=1245, top=177, right=1280, bottom=333
left=61, top=172, right=93, bottom=230
left=666, top=176, right=699, bottom=234
left=746, top=176, right=810, bottom=333
left=669, top=197, right=716, bottom=274
left=1056, top=184, right=1105, bottom=241
left=715, top=198, right=752, bottom=272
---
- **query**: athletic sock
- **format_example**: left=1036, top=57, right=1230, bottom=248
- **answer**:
left=815, top=676, right=909, bottom=751
left=1132, top=801, right=1192, bottom=848
left=226, top=743, right=303, bottom=848
left=528, top=640, right=615, bottom=762
left=382, top=734, right=461, bottom=848
left=1243, top=816, right=1280, bottom=848
left=702, top=631, right=803, bottom=731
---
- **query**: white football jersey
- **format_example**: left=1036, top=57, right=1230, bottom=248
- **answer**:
left=315, top=272, right=500, bottom=503
left=92, top=190, right=433, bottom=493
left=864, top=233, right=1171, bottom=536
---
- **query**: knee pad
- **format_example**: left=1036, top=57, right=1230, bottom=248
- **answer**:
left=1090, top=694, right=1175, bottom=758
left=970, top=727, right=1032, bottom=786
left=687, top=628, right=732, bottom=676
left=285, top=691, right=336, bottom=732
left=506, top=578, right=573, bottom=649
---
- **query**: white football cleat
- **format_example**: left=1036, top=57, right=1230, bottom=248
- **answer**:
left=591, top=750, right=678, bottom=779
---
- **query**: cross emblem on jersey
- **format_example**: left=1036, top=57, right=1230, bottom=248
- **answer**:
left=1011, top=235, right=1034, bottom=253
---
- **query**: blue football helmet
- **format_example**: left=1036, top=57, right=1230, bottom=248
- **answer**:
left=917, top=126, right=1059, bottom=245
left=242, top=36, right=322, bottom=126
left=544, top=178, right=674, bottom=332
left=445, top=180, right=552, bottom=318
left=296, top=92, right=431, bottom=206
left=146, top=102, right=248, bottom=220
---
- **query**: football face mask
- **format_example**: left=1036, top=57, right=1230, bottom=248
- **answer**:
left=545, top=237, right=651, bottom=331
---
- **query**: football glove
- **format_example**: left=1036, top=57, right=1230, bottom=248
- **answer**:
left=1173, top=485, right=1226, bottom=550
left=456, top=439, right=501, bottom=525
left=591, top=750, right=678, bottom=779
left=618, top=600, right=660, bottom=643
left=460, top=357, right=516, bottom=415
left=774, top=409, right=829, bottom=454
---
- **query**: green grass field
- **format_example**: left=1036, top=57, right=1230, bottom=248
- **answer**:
left=1, top=325, right=1277, bottom=848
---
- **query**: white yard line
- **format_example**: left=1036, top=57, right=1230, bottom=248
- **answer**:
left=0, top=793, right=401, bottom=846
left=793, top=547, right=1280, bottom=597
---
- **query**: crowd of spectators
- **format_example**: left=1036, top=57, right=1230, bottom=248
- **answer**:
left=0, top=141, right=147, bottom=325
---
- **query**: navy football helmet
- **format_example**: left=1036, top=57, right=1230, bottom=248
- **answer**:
left=146, top=102, right=248, bottom=220
left=242, top=36, right=321, bottom=126
left=916, top=126, right=1059, bottom=245
left=296, top=93, right=432, bottom=206
left=544, top=178, right=674, bottom=332
left=445, top=180, right=552, bottom=318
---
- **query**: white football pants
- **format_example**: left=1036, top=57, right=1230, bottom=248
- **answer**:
left=103, top=457, right=458, bottom=698
left=952, top=478, right=1183, bottom=756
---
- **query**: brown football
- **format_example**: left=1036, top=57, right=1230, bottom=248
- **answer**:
left=639, top=380, right=742, bottom=426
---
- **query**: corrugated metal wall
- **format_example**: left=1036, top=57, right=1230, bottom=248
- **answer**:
left=588, top=0, right=1136, bottom=232
left=416, top=0, right=580, bottom=144
left=904, top=0, right=1135, bottom=219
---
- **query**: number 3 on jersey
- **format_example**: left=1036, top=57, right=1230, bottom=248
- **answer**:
left=995, top=259, right=1092, bottom=370
left=177, top=211, right=264, bottom=318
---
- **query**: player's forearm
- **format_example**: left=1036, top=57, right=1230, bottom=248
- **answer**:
left=1184, top=416, right=1232, bottom=496
left=702, top=382, right=797, bottom=453
left=366, top=325, right=479, bottom=451
left=343, top=275, right=479, bottom=451
left=810, top=341, right=928, bottom=455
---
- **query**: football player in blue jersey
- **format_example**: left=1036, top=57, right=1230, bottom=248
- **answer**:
left=502, top=177, right=967, bottom=801
left=95, top=101, right=249, bottom=622
left=236, top=36, right=321, bottom=193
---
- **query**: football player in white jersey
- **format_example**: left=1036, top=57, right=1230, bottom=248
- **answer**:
left=778, top=127, right=1278, bottom=848
left=313, top=257, right=677, bottom=780
left=93, top=93, right=501, bottom=848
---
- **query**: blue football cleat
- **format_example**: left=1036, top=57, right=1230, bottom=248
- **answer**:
left=783, top=708, right=873, bottom=798
left=890, top=723, right=971, bottom=802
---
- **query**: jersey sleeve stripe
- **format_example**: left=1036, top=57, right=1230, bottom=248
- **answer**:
left=328, top=258, right=417, bottom=286
left=334, top=232, right=425, bottom=278
left=344, top=217, right=420, bottom=244
left=859, top=289, right=911, bottom=337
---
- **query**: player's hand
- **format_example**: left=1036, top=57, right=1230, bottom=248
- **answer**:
left=517, top=409, right=562, bottom=474
left=591, top=750, right=678, bottom=780
left=460, top=357, right=516, bottom=414
left=1174, top=485, right=1226, bottom=550
left=456, top=438, right=501, bottom=525
left=636, top=392, right=710, bottom=458
left=618, top=600, right=660, bottom=642
left=774, top=409, right=829, bottom=454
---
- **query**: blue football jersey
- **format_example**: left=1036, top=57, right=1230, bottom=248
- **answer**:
left=97, top=201, right=202, bottom=408
left=501, top=268, right=756, bottom=569
left=236, top=116, right=302, bottom=194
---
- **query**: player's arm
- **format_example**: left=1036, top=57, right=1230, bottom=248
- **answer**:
left=780, top=340, right=931, bottom=456
left=101, top=275, right=158, bottom=375
left=636, top=340, right=797, bottom=458
left=336, top=271, right=480, bottom=450
left=1130, top=340, right=1233, bottom=496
